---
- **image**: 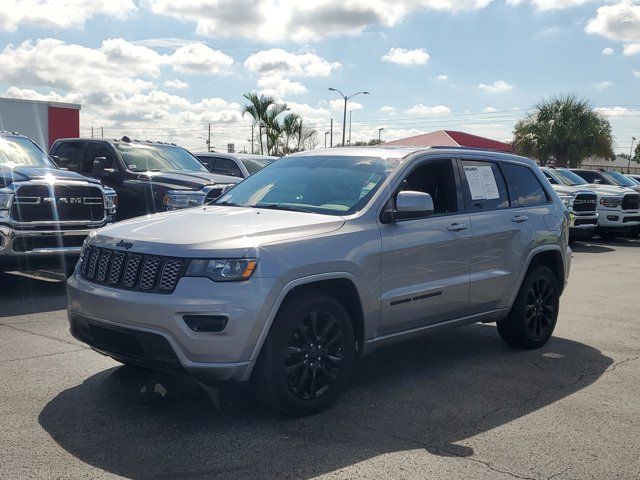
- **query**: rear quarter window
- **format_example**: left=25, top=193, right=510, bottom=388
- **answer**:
left=501, top=163, right=548, bottom=207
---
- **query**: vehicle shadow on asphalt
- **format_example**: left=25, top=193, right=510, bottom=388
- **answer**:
left=39, top=324, right=612, bottom=480
left=0, top=272, right=67, bottom=318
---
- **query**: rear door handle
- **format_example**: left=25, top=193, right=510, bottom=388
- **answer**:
left=512, top=215, right=529, bottom=223
left=447, top=223, right=468, bottom=232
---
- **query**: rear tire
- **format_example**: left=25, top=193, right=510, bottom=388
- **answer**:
left=251, top=290, right=355, bottom=416
left=497, top=265, right=559, bottom=349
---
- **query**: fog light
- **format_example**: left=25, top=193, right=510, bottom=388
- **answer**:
left=183, top=315, right=228, bottom=333
left=607, top=215, right=619, bottom=221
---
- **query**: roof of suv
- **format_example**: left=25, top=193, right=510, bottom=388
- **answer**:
left=53, top=137, right=182, bottom=148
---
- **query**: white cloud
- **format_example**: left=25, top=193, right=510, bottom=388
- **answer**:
left=142, top=0, right=494, bottom=43
left=244, top=49, right=340, bottom=77
left=507, top=0, right=594, bottom=11
left=483, top=106, right=499, bottom=112
left=586, top=2, right=640, bottom=43
left=0, top=0, right=136, bottom=31
left=633, top=70, right=640, bottom=79
left=164, top=79, right=189, bottom=89
left=381, top=47, right=429, bottom=66
left=380, top=105, right=396, bottom=113
left=329, top=99, right=363, bottom=111
left=596, top=106, right=640, bottom=117
left=170, top=43, right=234, bottom=75
left=257, top=75, right=307, bottom=97
left=476, top=80, right=515, bottom=93
left=592, top=80, right=614, bottom=90
left=602, top=47, right=615, bottom=55
left=623, top=44, right=640, bottom=56
left=434, top=74, right=449, bottom=81
left=406, top=104, right=452, bottom=115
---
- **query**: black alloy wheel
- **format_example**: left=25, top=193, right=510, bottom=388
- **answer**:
left=524, top=277, right=557, bottom=339
left=284, top=310, right=345, bottom=400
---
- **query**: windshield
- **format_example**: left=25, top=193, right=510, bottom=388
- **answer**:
left=241, top=157, right=274, bottom=175
left=0, top=136, right=53, bottom=169
left=553, top=169, right=589, bottom=186
left=216, top=155, right=402, bottom=215
left=115, top=143, right=209, bottom=173
left=602, top=171, right=636, bottom=187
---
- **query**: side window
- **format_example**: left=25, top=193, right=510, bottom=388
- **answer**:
left=214, top=158, right=243, bottom=177
left=501, top=163, right=548, bottom=207
left=197, top=156, right=215, bottom=171
left=83, top=142, right=116, bottom=174
left=397, top=159, right=458, bottom=215
left=542, top=171, right=559, bottom=185
left=460, top=160, right=509, bottom=211
left=54, top=142, right=84, bottom=172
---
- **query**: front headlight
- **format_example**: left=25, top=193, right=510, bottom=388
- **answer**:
left=600, top=196, right=622, bottom=208
left=163, top=190, right=207, bottom=210
left=104, top=193, right=118, bottom=210
left=557, top=194, right=575, bottom=209
left=185, top=258, right=258, bottom=282
left=0, top=190, right=14, bottom=210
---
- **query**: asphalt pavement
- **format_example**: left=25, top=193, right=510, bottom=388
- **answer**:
left=1, top=240, right=639, bottom=480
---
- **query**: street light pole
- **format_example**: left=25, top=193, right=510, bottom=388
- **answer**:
left=328, top=88, right=370, bottom=147
left=378, top=127, right=384, bottom=144
left=324, top=131, right=329, bottom=148
left=628, top=136, right=637, bottom=173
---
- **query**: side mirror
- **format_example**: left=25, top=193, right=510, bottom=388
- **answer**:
left=382, top=190, right=435, bottom=223
left=92, top=157, right=116, bottom=176
left=52, top=155, right=68, bottom=169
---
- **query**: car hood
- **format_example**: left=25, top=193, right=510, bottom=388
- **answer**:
left=0, top=166, right=100, bottom=188
left=584, top=183, right=637, bottom=196
left=551, top=185, right=595, bottom=196
left=91, top=205, right=346, bottom=257
left=136, top=170, right=241, bottom=191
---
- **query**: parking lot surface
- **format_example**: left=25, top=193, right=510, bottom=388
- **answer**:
left=1, top=240, right=639, bottom=480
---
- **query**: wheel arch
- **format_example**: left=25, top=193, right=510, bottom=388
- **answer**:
left=509, top=245, right=566, bottom=308
left=249, top=273, right=366, bottom=365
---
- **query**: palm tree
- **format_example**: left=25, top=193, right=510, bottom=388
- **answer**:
left=513, top=94, right=614, bottom=167
left=242, top=93, right=275, bottom=155
left=262, top=102, right=289, bottom=155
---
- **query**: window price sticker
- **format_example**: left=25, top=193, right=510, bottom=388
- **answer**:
left=464, top=165, right=500, bottom=200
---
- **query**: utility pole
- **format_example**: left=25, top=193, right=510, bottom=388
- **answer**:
left=330, top=119, right=333, bottom=147
left=378, top=127, right=384, bottom=144
left=324, top=131, right=329, bottom=148
left=348, top=110, right=352, bottom=146
left=251, top=124, right=255, bottom=154
left=328, top=88, right=370, bottom=147
left=101, top=127, right=104, bottom=138
left=91, top=126, right=94, bottom=138
left=628, top=136, right=637, bottom=173
left=208, top=123, right=212, bottom=152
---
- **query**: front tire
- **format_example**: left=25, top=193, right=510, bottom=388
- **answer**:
left=497, top=265, right=559, bottom=349
left=251, top=291, right=355, bottom=416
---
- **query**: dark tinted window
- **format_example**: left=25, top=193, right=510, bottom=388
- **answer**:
left=83, top=142, right=116, bottom=173
left=399, top=159, right=458, bottom=215
left=54, top=142, right=84, bottom=172
left=573, top=170, right=607, bottom=184
left=501, top=163, right=548, bottom=207
left=196, top=155, right=215, bottom=171
left=542, top=170, right=559, bottom=185
left=460, top=160, right=509, bottom=211
left=214, top=158, right=243, bottom=177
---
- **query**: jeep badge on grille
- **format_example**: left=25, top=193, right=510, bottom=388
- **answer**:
left=116, top=240, right=133, bottom=250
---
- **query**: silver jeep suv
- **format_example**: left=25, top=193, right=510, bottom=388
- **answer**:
left=67, top=147, right=571, bottom=415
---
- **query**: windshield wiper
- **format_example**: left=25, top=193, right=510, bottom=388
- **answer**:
left=213, top=200, right=244, bottom=207
left=251, top=203, right=315, bottom=214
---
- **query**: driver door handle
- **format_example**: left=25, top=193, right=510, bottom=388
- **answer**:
left=447, top=223, right=468, bottom=232
left=512, top=214, right=529, bottom=223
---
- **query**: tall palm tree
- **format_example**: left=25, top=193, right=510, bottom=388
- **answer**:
left=262, top=102, right=289, bottom=155
left=242, top=93, right=275, bottom=155
left=281, top=113, right=300, bottom=155
left=513, top=94, right=614, bottom=167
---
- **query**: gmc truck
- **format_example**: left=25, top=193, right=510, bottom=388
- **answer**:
left=0, top=132, right=116, bottom=272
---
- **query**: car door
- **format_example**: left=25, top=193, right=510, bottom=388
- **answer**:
left=459, top=158, right=535, bottom=314
left=51, top=141, right=86, bottom=173
left=378, top=157, right=472, bottom=335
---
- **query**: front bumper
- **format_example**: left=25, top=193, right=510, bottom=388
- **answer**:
left=596, top=209, right=640, bottom=230
left=0, top=225, right=95, bottom=258
left=568, top=212, right=598, bottom=235
left=67, top=274, right=283, bottom=384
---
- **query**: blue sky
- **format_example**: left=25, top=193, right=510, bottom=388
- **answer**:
left=0, top=0, right=638, bottom=153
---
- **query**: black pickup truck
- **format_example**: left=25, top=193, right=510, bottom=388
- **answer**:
left=50, top=137, right=241, bottom=221
left=0, top=132, right=117, bottom=272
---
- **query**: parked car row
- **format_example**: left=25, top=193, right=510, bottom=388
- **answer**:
left=541, top=167, right=640, bottom=240
left=0, top=133, right=273, bottom=272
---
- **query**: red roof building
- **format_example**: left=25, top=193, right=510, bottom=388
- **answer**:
left=384, top=130, right=513, bottom=153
